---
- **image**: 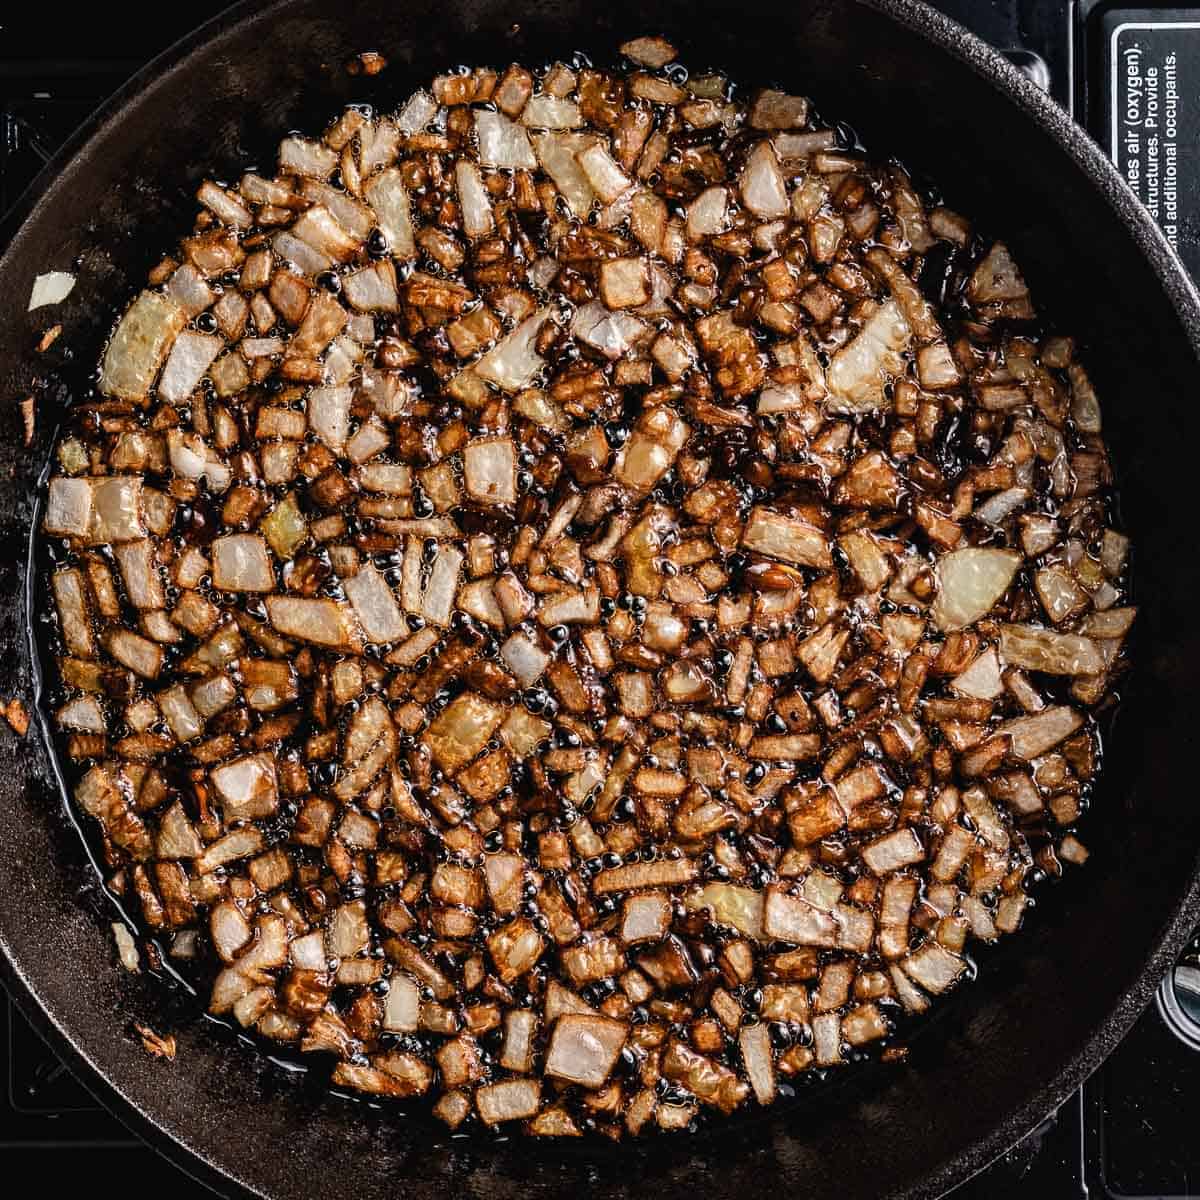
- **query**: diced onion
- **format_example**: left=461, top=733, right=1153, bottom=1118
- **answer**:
left=475, top=111, right=537, bottom=169
left=686, top=186, right=729, bottom=239
left=740, top=142, right=789, bottom=219
left=455, top=161, right=494, bottom=240
left=99, top=291, right=187, bottom=401
left=463, top=437, right=517, bottom=505
left=113, top=923, right=140, bottom=972
left=572, top=300, right=649, bottom=360
left=307, top=384, right=353, bottom=452
left=826, top=299, right=911, bottom=412
left=532, top=132, right=597, bottom=217
left=364, top=168, right=416, bottom=258
left=545, top=1014, right=627, bottom=1088
left=396, top=90, right=438, bottom=133
left=521, top=95, right=584, bottom=129
left=343, top=564, right=407, bottom=643
left=211, top=534, right=276, bottom=592
left=28, top=270, right=76, bottom=310
left=44, top=48, right=1129, bottom=1140
left=44, top=477, right=93, bottom=539
left=475, top=308, right=553, bottom=392
left=279, top=135, right=338, bottom=178
left=266, top=596, right=362, bottom=648
left=158, top=331, right=222, bottom=403
left=931, top=547, right=1021, bottom=631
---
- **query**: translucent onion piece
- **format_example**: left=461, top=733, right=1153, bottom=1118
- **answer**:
left=158, top=331, right=222, bottom=403
left=343, top=563, right=407, bottom=644
left=475, top=111, right=537, bottom=169
left=931, top=547, right=1021, bottom=631
left=475, top=308, right=553, bottom=392
left=740, top=142, right=789, bottom=219
left=28, top=270, right=76, bottom=311
left=99, top=291, right=187, bottom=401
left=826, top=298, right=911, bottom=412
left=364, top=167, right=416, bottom=259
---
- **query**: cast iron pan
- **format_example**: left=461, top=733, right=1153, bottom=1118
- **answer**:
left=2, top=1, right=1200, bottom=1197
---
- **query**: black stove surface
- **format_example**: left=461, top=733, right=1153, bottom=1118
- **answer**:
left=3, top=3, right=1200, bottom=1196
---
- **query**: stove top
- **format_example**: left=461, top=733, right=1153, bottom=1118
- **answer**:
left=3, top=3, right=1199, bottom=1196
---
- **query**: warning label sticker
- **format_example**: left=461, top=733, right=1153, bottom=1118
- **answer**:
left=1103, top=13, right=1200, bottom=277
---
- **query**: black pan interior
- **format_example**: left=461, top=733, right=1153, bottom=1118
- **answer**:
left=1, top=1, right=1200, bottom=1198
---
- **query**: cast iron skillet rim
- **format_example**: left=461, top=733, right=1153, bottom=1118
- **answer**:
left=0, top=0, right=275, bottom=252
left=0, top=951, right=246, bottom=1198
left=2, top=2, right=1200, bottom=1198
